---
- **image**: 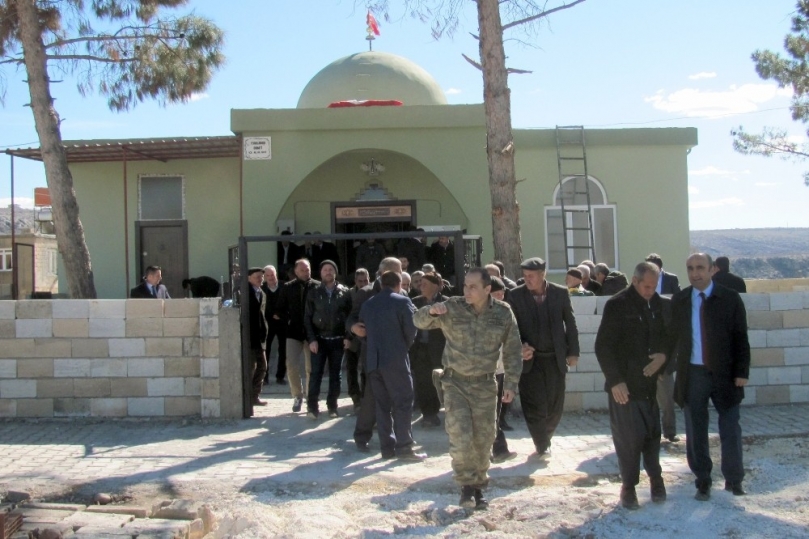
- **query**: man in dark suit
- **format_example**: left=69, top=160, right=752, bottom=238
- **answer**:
left=671, top=253, right=750, bottom=500
left=360, top=270, right=424, bottom=460
left=410, top=271, right=448, bottom=428
left=645, top=253, right=680, bottom=295
left=246, top=267, right=268, bottom=406
left=712, top=256, right=747, bottom=293
left=277, top=230, right=302, bottom=282
left=506, top=257, right=580, bottom=458
left=310, top=231, right=340, bottom=278
left=261, top=265, right=287, bottom=385
left=131, top=266, right=171, bottom=299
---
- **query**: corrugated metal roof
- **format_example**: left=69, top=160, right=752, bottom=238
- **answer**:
left=4, top=136, right=241, bottom=163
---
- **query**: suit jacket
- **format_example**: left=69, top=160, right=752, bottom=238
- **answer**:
left=660, top=270, right=681, bottom=295
left=506, top=282, right=580, bottom=374
left=713, top=270, right=747, bottom=294
left=312, top=241, right=340, bottom=273
left=360, top=289, right=417, bottom=373
left=248, top=286, right=268, bottom=350
left=412, top=294, right=448, bottom=361
left=276, top=242, right=302, bottom=280
left=671, top=284, right=751, bottom=409
left=130, top=282, right=170, bottom=299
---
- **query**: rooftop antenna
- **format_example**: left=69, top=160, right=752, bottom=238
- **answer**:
left=366, top=10, right=380, bottom=51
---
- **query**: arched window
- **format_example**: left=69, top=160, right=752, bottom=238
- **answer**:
left=545, top=176, right=618, bottom=271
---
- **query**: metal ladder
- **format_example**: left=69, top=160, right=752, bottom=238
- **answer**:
left=555, top=125, right=596, bottom=267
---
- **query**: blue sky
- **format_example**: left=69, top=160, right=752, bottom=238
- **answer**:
left=1, top=0, right=808, bottom=230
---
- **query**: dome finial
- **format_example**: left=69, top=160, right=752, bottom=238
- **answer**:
left=366, top=10, right=380, bottom=52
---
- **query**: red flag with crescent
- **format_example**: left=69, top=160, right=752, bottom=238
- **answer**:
left=367, top=11, right=381, bottom=36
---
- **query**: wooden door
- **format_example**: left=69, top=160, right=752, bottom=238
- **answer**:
left=136, top=221, right=188, bottom=298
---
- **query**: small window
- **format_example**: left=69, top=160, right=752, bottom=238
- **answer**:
left=139, top=175, right=184, bottom=220
left=47, top=249, right=59, bottom=275
left=0, top=248, right=11, bottom=271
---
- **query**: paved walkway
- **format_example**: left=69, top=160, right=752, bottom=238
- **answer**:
left=1, top=382, right=807, bottom=498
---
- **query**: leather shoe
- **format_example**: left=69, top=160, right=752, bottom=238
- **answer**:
left=725, top=481, right=746, bottom=496
left=650, top=477, right=667, bottom=503
left=474, top=489, right=488, bottom=510
left=491, top=451, right=518, bottom=464
left=276, top=378, right=286, bottom=385
left=355, top=441, right=370, bottom=453
left=500, top=419, right=514, bottom=432
left=252, top=399, right=267, bottom=406
left=397, top=450, right=427, bottom=462
left=422, top=415, right=441, bottom=428
left=459, top=486, right=476, bottom=509
left=695, top=480, right=711, bottom=501
left=620, top=485, right=639, bottom=510
left=292, top=397, right=302, bottom=413
left=665, top=435, right=680, bottom=443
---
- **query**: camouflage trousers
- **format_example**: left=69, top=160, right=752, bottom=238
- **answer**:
left=443, top=374, right=498, bottom=487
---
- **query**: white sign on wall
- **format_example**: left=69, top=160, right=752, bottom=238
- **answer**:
left=243, top=137, right=272, bottom=160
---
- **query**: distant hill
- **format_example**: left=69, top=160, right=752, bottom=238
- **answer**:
left=0, top=206, right=36, bottom=234
left=690, top=228, right=809, bottom=279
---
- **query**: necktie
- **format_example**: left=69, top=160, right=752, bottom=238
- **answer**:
left=699, top=292, right=711, bottom=370
left=148, top=284, right=155, bottom=297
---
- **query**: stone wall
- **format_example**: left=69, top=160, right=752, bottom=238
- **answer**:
left=0, top=299, right=237, bottom=419
left=565, top=292, right=809, bottom=411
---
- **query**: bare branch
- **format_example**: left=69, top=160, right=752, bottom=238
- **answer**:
left=46, top=54, right=138, bottom=63
left=502, top=0, right=587, bottom=31
left=507, top=67, right=532, bottom=74
left=469, top=32, right=479, bottom=41
left=462, top=52, right=482, bottom=71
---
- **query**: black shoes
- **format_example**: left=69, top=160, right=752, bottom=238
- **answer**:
left=665, top=434, right=680, bottom=442
left=491, top=451, right=518, bottom=464
left=397, top=449, right=427, bottom=462
left=500, top=418, right=514, bottom=432
left=725, top=481, right=746, bottom=496
left=695, top=480, right=711, bottom=501
left=459, top=486, right=476, bottom=509
left=328, top=409, right=338, bottom=418
left=307, top=409, right=319, bottom=420
left=276, top=378, right=286, bottom=385
left=252, top=399, right=267, bottom=406
left=355, top=441, right=370, bottom=453
left=650, top=477, right=667, bottom=503
left=292, top=397, right=303, bottom=413
left=474, top=489, right=488, bottom=510
left=422, top=415, right=441, bottom=428
left=620, top=485, right=639, bottom=510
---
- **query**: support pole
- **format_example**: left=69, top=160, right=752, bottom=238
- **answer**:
left=10, top=156, right=16, bottom=299
left=123, top=148, right=130, bottom=297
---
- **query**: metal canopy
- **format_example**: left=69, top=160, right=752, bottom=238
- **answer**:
left=4, top=136, right=240, bottom=163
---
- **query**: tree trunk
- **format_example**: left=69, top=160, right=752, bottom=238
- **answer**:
left=16, top=0, right=97, bottom=298
left=476, top=0, right=523, bottom=278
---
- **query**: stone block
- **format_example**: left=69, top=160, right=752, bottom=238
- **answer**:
left=573, top=353, right=599, bottom=373
left=747, top=367, right=767, bottom=386
left=201, top=379, right=218, bottom=398
left=71, top=338, right=109, bottom=358
left=0, top=320, right=14, bottom=338
left=52, top=299, right=90, bottom=318
left=85, top=505, right=149, bottom=518
left=16, top=507, right=74, bottom=523
left=74, top=378, right=111, bottom=397
left=127, top=357, right=164, bottom=377
left=0, top=399, right=16, bottom=417
left=145, top=338, right=183, bottom=357
left=189, top=517, right=206, bottom=539
left=570, top=296, right=597, bottom=315
left=200, top=316, right=218, bottom=338
left=563, top=391, right=583, bottom=411
left=52, top=318, right=89, bottom=338
left=783, top=310, right=809, bottom=329
left=165, top=396, right=200, bottom=416
left=804, top=366, right=809, bottom=384
left=184, top=377, right=202, bottom=396
left=147, top=377, right=185, bottom=396
left=128, top=397, right=165, bottom=416
left=33, top=339, right=72, bottom=358
left=201, top=358, right=219, bottom=378
left=0, top=301, right=15, bottom=319
left=747, top=311, right=783, bottom=330
left=0, top=338, right=34, bottom=358
left=0, top=359, right=15, bottom=378
left=741, top=386, right=756, bottom=406
left=770, top=292, right=804, bottom=311
left=54, top=358, right=91, bottom=377
left=90, top=398, right=127, bottom=416
left=755, top=385, right=790, bottom=405
left=16, top=319, right=52, bottom=338
left=54, top=397, right=91, bottom=417
left=63, top=511, right=134, bottom=528
left=17, top=358, right=53, bottom=378
left=789, top=385, right=809, bottom=403
left=89, top=300, right=126, bottom=319
left=164, top=317, right=199, bottom=337
left=164, top=299, right=200, bottom=318
left=183, top=337, right=200, bottom=357
left=0, top=379, right=36, bottom=398
left=201, top=399, right=220, bottom=418
left=125, top=317, right=164, bottom=338
left=200, top=298, right=219, bottom=316
left=566, top=372, right=596, bottom=392
left=767, top=329, right=802, bottom=348
left=582, top=391, right=608, bottom=410
left=165, top=357, right=200, bottom=377
left=89, top=318, right=125, bottom=338
left=767, top=366, right=802, bottom=385
left=37, top=379, right=74, bottom=398
left=122, top=518, right=190, bottom=537
left=785, top=347, right=809, bottom=366
left=201, top=338, right=219, bottom=358
left=741, top=293, right=770, bottom=311
left=16, top=398, right=53, bottom=418
left=803, top=328, right=809, bottom=346
left=578, top=333, right=596, bottom=354
left=90, top=358, right=127, bottom=377
left=574, top=315, right=602, bottom=333
left=750, top=348, right=784, bottom=367
left=109, top=338, right=146, bottom=357
left=20, top=502, right=88, bottom=511
left=16, top=300, right=52, bottom=319
left=111, top=377, right=147, bottom=397
left=125, top=299, right=164, bottom=318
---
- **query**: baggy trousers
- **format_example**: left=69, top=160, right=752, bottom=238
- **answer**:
left=608, top=397, right=663, bottom=487
left=369, top=367, right=415, bottom=455
left=657, top=372, right=677, bottom=439
left=249, top=347, right=267, bottom=402
left=286, top=338, right=312, bottom=400
left=519, top=355, right=566, bottom=453
left=410, top=342, right=441, bottom=418
left=492, top=373, right=510, bottom=457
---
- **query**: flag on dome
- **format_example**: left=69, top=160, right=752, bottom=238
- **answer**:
left=367, top=11, right=381, bottom=36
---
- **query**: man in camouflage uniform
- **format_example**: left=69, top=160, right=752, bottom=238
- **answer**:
left=414, top=268, right=522, bottom=509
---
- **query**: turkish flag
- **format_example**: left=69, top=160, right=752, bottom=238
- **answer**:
left=367, top=11, right=381, bottom=36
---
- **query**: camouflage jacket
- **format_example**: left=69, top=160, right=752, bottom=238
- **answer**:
left=413, top=296, right=523, bottom=393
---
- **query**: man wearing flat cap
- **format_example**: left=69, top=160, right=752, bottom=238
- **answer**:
left=506, top=257, right=580, bottom=458
left=566, top=268, right=594, bottom=297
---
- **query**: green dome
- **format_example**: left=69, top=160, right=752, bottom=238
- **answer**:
left=297, top=51, right=448, bottom=108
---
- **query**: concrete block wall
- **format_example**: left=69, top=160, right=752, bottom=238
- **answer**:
left=0, top=299, right=228, bottom=419
left=564, top=291, right=809, bottom=411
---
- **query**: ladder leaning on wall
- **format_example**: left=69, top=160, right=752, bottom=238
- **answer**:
left=555, top=125, right=597, bottom=268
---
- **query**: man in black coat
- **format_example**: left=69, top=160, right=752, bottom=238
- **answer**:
left=712, top=256, right=747, bottom=293
left=310, top=231, right=340, bottom=278
left=277, top=231, right=302, bottom=282
left=261, top=265, right=287, bottom=385
left=428, top=236, right=455, bottom=283
left=131, top=266, right=171, bottom=299
left=645, top=253, right=680, bottom=295
left=671, top=253, right=751, bottom=500
left=246, top=268, right=268, bottom=406
left=506, top=257, right=580, bottom=457
left=595, top=261, right=669, bottom=509
left=410, top=272, right=448, bottom=428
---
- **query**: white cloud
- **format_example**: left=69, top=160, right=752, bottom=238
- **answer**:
left=445, top=88, right=462, bottom=95
left=0, top=197, right=34, bottom=209
left=689, top=166, right=750, bottom=177
left=645, top=84, right=792, bottom=119
left=689, top=197, right=744, bottom=209
left=189, top=93, right=210, bottom=102
left=688, top=71, right=717, bottom=80
left=688, top=185, right=700, bottom=195
left=754, top=182, right=780, bottom=187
